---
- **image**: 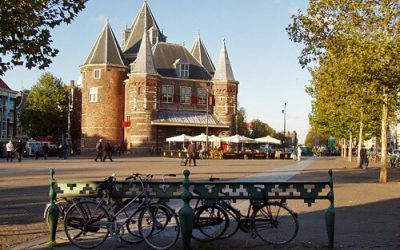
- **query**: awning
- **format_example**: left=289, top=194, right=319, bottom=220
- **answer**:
left=151, top=111, right=229, bottom=128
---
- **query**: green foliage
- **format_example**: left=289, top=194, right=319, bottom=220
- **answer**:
left=20, top=73, right=68, bottom=139
left=0, top=0, right=87, bottom=75
left=236, top=107, right=250, bottom=137
left=305, top=129, right=330, bottom=148
left=288, top=0, right=400, bottom=142
left=249, top=119, right=276, bottom=139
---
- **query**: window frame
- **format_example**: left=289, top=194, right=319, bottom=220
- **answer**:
left=161, top=85, right=174, bottom=103
left=180, top=86, right=191, bottom=104
left=197, top=88, right=207, bottom=105
left=88, top=87, right=98, bottom=102
left=93, top=69, right=101, bottom=79
left=177, top=63, right=189, bottom=78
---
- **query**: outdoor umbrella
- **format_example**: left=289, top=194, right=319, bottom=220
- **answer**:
left=166, top=134, right=193, bottom=142
left=166, top=134, right=193, bottom=150
left=190, top=133, right=209, bottom=142
left=254, top=136, right=281, bottom=145
left=221, top=134, right=255, bottom=143
left=221, top=134, right=255, bottom=152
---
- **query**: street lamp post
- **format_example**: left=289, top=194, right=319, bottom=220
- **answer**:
left=206, top=91, right=209, bottom=153
left=282, top=102, right=287, bottom=145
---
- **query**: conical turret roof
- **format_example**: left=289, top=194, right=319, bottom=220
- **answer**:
left=83, top=20, right=125, bottom=66
left=123, top=1, right=166, bottom=55
left=190, top=34, right=215, bottom=75
left=132, top=30, right=157, bottom=74
left=212, top=39, right=235, bottom=81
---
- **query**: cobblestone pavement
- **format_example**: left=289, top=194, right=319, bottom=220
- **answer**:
left=1, top=155, right=400, bottom=249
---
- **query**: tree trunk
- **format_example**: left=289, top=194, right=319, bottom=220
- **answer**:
left=348, top=132, right=353, bottom=162
left=380, top=91, right=388, bottom=183
left=357, top=112, right=364, bottom=168
left=342, top=138, right=346, bottom=158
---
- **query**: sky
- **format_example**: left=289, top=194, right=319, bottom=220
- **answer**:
left=2, top=0, right=311, bottom=143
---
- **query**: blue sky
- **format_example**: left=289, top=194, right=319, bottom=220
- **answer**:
left=2, top=0, right=311, bottom=143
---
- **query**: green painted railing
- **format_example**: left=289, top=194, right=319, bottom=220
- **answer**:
left=47, top=169, right=335, bottom=248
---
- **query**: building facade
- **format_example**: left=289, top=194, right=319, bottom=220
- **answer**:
left=80, top=2, right=239, bottom=152
left=0, top=78, right=17, bottom=142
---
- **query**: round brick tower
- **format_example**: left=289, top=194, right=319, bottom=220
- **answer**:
left=80, top=21, right=128, bottom=149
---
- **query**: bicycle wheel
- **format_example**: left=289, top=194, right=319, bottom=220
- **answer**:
left=219, top=203, right=240, bottom=239
left=139, top=203, right=180, bottom=250
left=113, top=199, right=144, bottom=244
left=192, top=204, right=229, bottom=242
left=64, top=200, right=110, bottom=249
left=253, top=201, right=298, bottom=245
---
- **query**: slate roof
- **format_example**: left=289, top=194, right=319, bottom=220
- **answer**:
left=132, top=30, right=157, bottom=74
left=84, top=21, right=125, bottom=66
left=212, top=39, right=235, bottom=81
left=152, top=42, right=212, bottom=80
left=0, top=78, right=11, bottom=90
left=123, top=1, right=166, bottom=56
left=152, top=111, right=228, bottom=128
left=190, top=34, right=215, bottom=75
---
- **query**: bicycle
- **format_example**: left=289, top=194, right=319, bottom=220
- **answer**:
left=193, top=177, right=299, bottom=245
left=63, top=173, right=180, bottom=249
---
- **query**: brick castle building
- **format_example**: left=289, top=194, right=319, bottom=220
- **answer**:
left=80, top=2, right=239, bottom=152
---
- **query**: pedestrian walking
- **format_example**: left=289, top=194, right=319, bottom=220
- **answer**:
left=62, top=143, right=68, bottom=160
left=33, top=143, right=40, bottom=160
left=297, top=146, right=302, bottom=161
left=185, top=141, right=197, bottom=166
left=42, top=143, right=49, bottom=160
left=360, top=145, right=368, bottom=169
left=16, top=140, right=24, bottom=162
left=58, top=143, right=63, bottom=158
left=102, top=141, right=114, bottom=162
left=94, top=139, right=103, bottom=162
left=6, top=140, right=14, bottom=162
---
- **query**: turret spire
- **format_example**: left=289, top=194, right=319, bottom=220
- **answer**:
left=212, top=39, right=235, bottom=81
left=132, top=29, right=157, bottom=74
left=190, top=34, right=215, bottom=75
left=83, top=20, right=125, bottom=66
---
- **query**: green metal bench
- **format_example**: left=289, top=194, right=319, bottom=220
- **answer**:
left=46, top=169, right=335, bottom=248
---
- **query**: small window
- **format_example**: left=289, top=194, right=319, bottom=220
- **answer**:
left=161, top=85, right=173, bottom=103
left=180, top=87, right=191, bottom=104
left=82, top=71, right=86, bottom=80
left=89, top=87, right=98, bottom=102
left=151, top=29, right=158, bottom=45
left=126, top=115, right=131, bottom=121
left=177, top=63, right=189, bottom=78
left=197, top=88, right=207, bottom=105
left=94, top=69, right=101, bottom=79
left=138, top=87, right=141, bottom=96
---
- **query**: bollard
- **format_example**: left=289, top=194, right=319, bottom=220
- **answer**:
left=325, top=169, right=335, bottom=248
left=46, top=169, right=59, bottom=247
left=178, top=169, right=194, bottom=249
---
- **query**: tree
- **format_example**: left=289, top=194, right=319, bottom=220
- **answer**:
left=249, top=119, right=276, bottom=139
left=0, top=0, right=87, bottom=75
left=20, top=73, right=68, bottom=139
left=236, top=107, right=250, bottom=137
left=287, top=0, right=400, bottom=182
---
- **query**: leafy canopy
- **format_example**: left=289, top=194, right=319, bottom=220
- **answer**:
left=0, top=0, right=87, bottom=75
left=20, top=72, right=68, bottom=139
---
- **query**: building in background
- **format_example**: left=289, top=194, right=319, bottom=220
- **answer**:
left=80, top=2, right=239, bottom=153
left=15, top=89, right=30, bottom=139
left=0, top=78, right=17, bottom=142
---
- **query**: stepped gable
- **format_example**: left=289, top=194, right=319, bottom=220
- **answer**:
left=212, top=39, right=235, bottom=81
left=190, top=34, right=215, bottom=75
left=152, top=42, right=212, bottom=80
left=123, top=2, right=166, bottom=57
left=83, top=20, right=125, bottom=66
